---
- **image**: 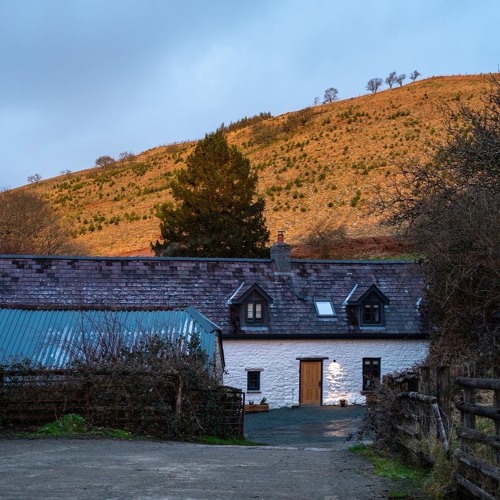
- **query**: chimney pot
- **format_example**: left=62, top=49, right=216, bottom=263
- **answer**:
left=277, top=230, right=284, bottom=244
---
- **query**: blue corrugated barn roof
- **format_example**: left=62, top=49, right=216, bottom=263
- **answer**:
left=0, top=306, right=223, bottom=369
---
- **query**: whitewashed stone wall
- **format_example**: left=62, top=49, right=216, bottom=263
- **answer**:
left=223, top=339, right=428, bottom=408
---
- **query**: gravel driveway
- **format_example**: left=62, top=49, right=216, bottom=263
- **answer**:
left=0, top=406, right=417, bottom=499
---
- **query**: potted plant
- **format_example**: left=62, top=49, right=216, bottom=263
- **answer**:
left=244, top=397, right=269, bottom=413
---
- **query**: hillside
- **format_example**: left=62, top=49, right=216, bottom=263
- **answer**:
left=27, top=74, right=494, bottom=257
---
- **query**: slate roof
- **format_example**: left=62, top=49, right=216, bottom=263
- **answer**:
left=346, top=284, right=390, bottom=304
left=0, top=252, right=427, bottom=339
left=0, top=306, right=223, bottom=369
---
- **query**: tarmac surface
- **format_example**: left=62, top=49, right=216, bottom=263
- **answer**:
left=0, top=406, right=415, bottom=499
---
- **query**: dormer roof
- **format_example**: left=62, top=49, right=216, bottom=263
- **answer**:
left=228, top=282, right=273, bottom=304
left=346, top=284, right=390, bottom=305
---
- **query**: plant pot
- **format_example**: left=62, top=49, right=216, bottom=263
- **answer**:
left=339, top=399, right=347, bottom=407
left=244, top=403, right=269, bottom=413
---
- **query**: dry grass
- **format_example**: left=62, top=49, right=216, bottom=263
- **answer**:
left=24, top=74, right=497, bottom=257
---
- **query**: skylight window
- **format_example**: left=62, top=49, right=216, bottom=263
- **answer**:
left=314, top=300, right=335, bottom=317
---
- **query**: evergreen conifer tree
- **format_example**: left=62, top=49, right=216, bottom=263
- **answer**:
left=152, top=130, right=269, bottom=257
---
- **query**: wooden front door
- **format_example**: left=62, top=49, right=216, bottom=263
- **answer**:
left=300, top=360, right=322, bottom=405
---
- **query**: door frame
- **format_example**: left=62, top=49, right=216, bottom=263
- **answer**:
left=297, top=357, right=328, bottom=406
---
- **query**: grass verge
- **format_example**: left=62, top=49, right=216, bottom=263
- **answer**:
left=350, top=444, right=429, bottom=498
left=19, top=414, right=133, bottom=440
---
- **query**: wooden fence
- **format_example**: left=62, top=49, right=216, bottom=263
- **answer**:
left=389, top=367, right=500, bottom=498
left=453, top=377, right=500, bottom=499
left=0, top=368, right=244, bottom=439
left=386, top=367, right=451, bottom=465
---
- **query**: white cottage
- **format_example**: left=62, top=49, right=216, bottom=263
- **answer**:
left=222, top=234, right=428, bottom=407
left=0, top=234, right=428, bottom=408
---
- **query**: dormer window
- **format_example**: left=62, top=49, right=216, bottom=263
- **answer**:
left=229, top=282, right=272, bottom=329
left=346, top=284, right=390, bottom=328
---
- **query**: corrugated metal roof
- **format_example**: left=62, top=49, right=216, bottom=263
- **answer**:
left=0, top=308, right=222, bottom=368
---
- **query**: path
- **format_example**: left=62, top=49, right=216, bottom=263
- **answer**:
left=0, top=406, right=411, bottom=499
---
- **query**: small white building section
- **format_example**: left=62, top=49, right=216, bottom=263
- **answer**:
left=224, top=338, right=428, bottom=408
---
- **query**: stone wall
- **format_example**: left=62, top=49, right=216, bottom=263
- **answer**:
left=223, top=338, right=428, bottom=408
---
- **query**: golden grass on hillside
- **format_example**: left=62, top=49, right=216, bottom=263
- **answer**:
left=27, top=74, right=496, bottom=257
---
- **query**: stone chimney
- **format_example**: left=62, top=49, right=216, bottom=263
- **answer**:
left=270, top=230, right=291, bottom=273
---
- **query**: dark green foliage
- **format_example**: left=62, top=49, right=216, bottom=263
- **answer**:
left=152, top=130, right=269, bottom=257
left=350, top=188, right=362, bottom=207
left=37, top=413, right=86, bottom=435
left=219, top=112, right=272, bottom=133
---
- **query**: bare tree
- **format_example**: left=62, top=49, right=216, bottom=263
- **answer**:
left=409, top=70, right=421, bottom=82
left=119, top=151, right=135, bottom=163
left=313, top=96, right=320, bottom=106
left=0, top=189, right=88, bottom=255
left=27, top=173, right=42, bottom=184
left=366, top=78, right=383, bottom=93
left=303, top=221, right=347, bottom=259
left=323, top=87, right=338, bottom=103
left=385, top=71, right=397, bottom=89
left=95, top=155, right=115, bottom=168
left=395, top=73, right=406, bottom=87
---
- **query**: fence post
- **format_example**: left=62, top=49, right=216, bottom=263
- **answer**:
left=437, top=366, right=451, bottom=417
left=419, top=366, right=431, bottom=396
left=419, top=366, right=432, bottom=437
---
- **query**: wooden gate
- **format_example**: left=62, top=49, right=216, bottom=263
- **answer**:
left=300, top=360, right=322, bottom=405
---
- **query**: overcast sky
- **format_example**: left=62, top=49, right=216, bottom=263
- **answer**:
left=1, top=0, right=499, bottom=189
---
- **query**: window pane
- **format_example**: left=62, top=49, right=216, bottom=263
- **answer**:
left=362, top=358, right=381, bottom=390
left=363, top=303, right=381, bottom=324
left=255, top=303, right=262, bottom=319
left=247, top=371, right=260, bottom=391
left=247, top=303, right=254, bottom=319
left=363, top=305, right=371, bottom=321
left=315, top=300, right=335, bottom=316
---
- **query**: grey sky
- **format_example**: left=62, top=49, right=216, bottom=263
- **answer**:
left=1, top=0, right=499, bottom=189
